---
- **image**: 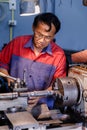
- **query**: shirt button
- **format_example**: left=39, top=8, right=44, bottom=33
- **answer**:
left=29, top=75, right=32, bottom=77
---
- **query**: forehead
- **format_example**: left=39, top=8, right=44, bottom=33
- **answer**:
left=34, top=22, right=56, bottom=34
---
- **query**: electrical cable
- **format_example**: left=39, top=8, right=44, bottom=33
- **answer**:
left=9, top=9, right=15, bottom=41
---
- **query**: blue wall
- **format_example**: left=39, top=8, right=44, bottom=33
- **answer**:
left=0, top=0, right=87, bottom=51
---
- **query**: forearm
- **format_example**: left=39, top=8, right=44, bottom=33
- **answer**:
left=0, top=68, right=14, bottom=85
left=71, top=50, right=87, bottom=63
left=0, top=68, right=9, bottom=76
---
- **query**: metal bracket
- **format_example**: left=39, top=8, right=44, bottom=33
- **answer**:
left=9, top=0, right=16, bottom=10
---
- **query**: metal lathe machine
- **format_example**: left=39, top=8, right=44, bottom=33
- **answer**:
left=0, top=64, right=87, bottom=130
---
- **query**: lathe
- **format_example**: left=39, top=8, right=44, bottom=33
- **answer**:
left=0, top=64, right=87, bottom=130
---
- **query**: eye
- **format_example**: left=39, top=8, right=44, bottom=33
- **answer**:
left=35, top=32, right=43, bottom=38
left=38, top=33, right=43, bottom=37
left=46, top=36, right=52, bottom=39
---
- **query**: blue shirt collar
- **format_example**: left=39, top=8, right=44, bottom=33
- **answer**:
left=24, top=37, right=34, bottom=50
left=24, top=37, right=52, bottom=55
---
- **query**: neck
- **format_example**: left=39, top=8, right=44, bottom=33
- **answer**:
left=34, top=46, right=42, bottom=56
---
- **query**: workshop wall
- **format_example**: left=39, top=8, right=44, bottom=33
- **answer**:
left=0, top=0, right=87, bottom=51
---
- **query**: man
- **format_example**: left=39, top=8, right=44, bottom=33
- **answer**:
left=0, top=13, right=66, bottom=109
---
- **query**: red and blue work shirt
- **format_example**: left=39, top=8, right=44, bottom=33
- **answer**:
left=0, top=35, right=66, bottom=108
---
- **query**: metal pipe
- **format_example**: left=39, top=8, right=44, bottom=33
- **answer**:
left=0, top=72, right=19, bottom=81
left=19, top=90, right=63, bottom=98
left=0, top=92, right=18, bottom=99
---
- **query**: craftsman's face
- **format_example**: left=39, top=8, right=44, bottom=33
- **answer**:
left=33, top=22, right=56, bottom=50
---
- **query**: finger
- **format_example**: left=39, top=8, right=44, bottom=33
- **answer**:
left=29, top=96, right=36, bottom=100
left=28, top=99, right=36, bottom=104
left=28, top=97, right=40, bottom=105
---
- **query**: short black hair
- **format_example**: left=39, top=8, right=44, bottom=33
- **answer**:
left=33, top=12, right=61, bottom=34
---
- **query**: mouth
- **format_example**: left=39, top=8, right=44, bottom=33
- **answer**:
left=35, top=42, right=45, bottom=48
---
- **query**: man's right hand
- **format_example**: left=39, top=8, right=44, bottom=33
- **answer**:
left=0, top=68, right=14, bottom=87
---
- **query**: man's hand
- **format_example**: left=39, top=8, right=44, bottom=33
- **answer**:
left=27, top=96, right=40, bottom=108
left=0, top=68, right=15, bottom=86
left=7, top=78, right=14, bottom=87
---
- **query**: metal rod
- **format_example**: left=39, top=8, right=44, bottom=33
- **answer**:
left=19, top=90, right=54, bottom=97
left=0, top=92, right=18, bottom=99
left=0, top=72, right=17, bottom=81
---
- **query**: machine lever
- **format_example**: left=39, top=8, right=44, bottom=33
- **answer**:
left=0, top=72, right=18, bottom=81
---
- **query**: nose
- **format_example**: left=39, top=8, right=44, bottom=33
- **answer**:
left=40, top=36, right=46, bottom=42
